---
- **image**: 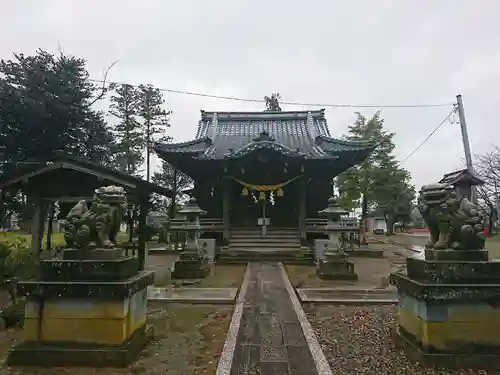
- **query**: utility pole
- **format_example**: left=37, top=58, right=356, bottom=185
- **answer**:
left=456, top=94, right=477, bottom=203
left=495, top=179, right=500, bottom=231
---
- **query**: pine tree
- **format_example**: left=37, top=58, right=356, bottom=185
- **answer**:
left=0, top=50, right=113, bottom=165
left=109, top=84, right=144, bottom=176
left=336, top=112, right=415, bottom=236
left=137, top=84, right=171, bottom=182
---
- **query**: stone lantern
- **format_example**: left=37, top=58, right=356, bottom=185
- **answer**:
left=316, top=196, right=358, bottom=280
left=171, top=198, right=211, bottom=279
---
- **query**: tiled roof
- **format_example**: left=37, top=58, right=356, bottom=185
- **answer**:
left=439, top=169, right=485, bottom=186
left=155, top=109, right=375, bottom=160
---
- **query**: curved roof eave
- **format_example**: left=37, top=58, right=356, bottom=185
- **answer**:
left=154, top=137, right=212, bottom=155
left=224, top=140, right=307, bottom=159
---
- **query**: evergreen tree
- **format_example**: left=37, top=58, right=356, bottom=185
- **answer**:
left=109, top=84, right=144, bottom=176
left=137, top=84, right=171, bottom=182
left=0, top=50, right=115, bottom=228
left=336, top=112, right=415, bottom=236
left=0, top=50, right=113, bottom=166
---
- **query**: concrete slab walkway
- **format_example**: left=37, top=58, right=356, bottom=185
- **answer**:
left=224, top=262, right=329, bottom=375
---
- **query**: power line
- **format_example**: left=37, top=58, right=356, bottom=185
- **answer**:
left=88, top=78, right=454, bottom=109
left=397, top=106, right=458, bottom=166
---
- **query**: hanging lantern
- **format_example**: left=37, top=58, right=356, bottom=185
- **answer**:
left=277, top=187, right=284, bottom=197
left=241, top=167, right=245, bottom=175
left=241, top=187, right=249, bottom=196
left=300, top=164, right=305, bottom=173
left=259, top=191, right=266, bottom=201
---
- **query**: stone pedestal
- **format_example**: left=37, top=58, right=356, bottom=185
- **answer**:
left=199, top=238, right=216, bottom=263
left=170, top=197, right=210, bottom=279
left=171, top=252, right=211, bottom=279
left=7, top=248, right=154, bottom=367
left=390, top=248, right=500, bottom=370
left=314, top=239, right=329, bottom=262
left=316, top=250, right=358, bottom=280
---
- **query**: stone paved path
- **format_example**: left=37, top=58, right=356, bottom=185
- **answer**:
left=230, top=262, right=319, bottom=375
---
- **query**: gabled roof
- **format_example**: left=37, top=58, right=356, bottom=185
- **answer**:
left=0, top=153, right=173, bottom=197
left=439, top=169, right=485, bottom=186
left=155, top=109, right=375, bottom=161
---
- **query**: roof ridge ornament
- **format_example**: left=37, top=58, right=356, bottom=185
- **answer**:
left=209, top=112, right=218, bottom=139
left=307, top=111, right=318, bottom=140
left=253, top=130, right=276, bottom=143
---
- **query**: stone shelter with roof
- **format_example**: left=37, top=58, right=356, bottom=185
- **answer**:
left=155, top=109, right=375, bottom=244
left=438, top=168, right=485, bottom=201
left=0, top=153, right=173, bottom=270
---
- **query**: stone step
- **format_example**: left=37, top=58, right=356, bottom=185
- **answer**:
left=229, top=246, right=301, bottom=252
left=217, top=252, right=314, bottom=265
left=224, top=248, right=309, bottom=255
left=229, top=233, right=300, bottom=238
left=229, top=239, right=301, bottom=245
left=229, top=236, right=300, bottom=241
left=229, top=230, right=300, bottom=234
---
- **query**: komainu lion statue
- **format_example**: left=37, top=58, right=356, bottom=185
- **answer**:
left=417, top=183, right=485, bottom=250
left=62, top=186, right=128, bottom=250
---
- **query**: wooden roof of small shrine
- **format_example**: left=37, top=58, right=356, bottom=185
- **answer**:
left=155, top=110, right=375, bottom=166
left=438, top=169, right=485, bottom=187
left=0, top=154, right=173, bottom=200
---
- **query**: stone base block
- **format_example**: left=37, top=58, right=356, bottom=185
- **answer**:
left=41, top=253, right=139, bottom=282
left=394, top=326, right=500, bottom=370
left=397, top=293, right=500, bottom=351
left=425, top=249, right=488, bottom=261
left=316, top=259, right=358, bottom=280
left=22, top=287, right=148, bottom=345
left=7, top=324, right=153, bottom=367
left=406, top=256, right=500, bottom=284
left=62, top=248, right=125, bottom=260
left=391, top=267, right=500, bottom=369
left=347, top=246, right=384, bottom=258
left=171, top=258, right=211, bottom=279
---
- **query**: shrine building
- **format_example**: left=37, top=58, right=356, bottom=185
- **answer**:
left=155, top=109, right=375, bottom=242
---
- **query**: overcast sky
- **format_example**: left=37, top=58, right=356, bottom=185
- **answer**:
left=2, top=0, right=499, bottom=189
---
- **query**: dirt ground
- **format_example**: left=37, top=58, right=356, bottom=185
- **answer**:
left=285, top=243, right=407, bottom=289
left=146, top=254, right=246, bottom=288
left=0, top=304, right=233, bottom=375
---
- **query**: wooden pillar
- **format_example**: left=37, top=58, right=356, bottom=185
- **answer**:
left=46, top=202, right=55, bottom=251
left=0, top=189, right=5, bottom=229
left=31, top=198, right=48, bottom=255
left=298, top=177, right=307, bottom=240
left=137, top=193, right=149, bottom=270
left=222, top=178, right=230, bottom=240
left=170, top=169, right=177, bottom=218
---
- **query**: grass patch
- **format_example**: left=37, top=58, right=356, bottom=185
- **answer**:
left=0, top=304, right=233, bottom=375
left=0, top=231, right=149, bottom=251
left=0, top=231, right=65, bottom=250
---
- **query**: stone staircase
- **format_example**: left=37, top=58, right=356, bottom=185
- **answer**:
left=217, top=228, right=313, bottom=264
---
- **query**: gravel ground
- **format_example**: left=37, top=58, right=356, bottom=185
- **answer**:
left=307, top=305, right=491, bottom=375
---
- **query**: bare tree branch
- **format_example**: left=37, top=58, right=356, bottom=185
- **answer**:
left=88, top=60, right=118, bottom=106
left=474, top=146, right=500, bottom=230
